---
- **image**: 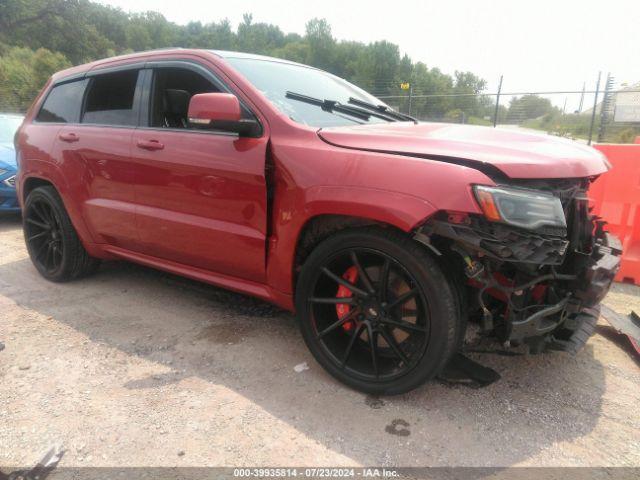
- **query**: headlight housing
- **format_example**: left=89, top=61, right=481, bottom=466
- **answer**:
left=473, top=185, right=566, bottom=230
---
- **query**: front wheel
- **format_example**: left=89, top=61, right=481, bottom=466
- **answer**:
left=295, top=227, right=460, bottom=395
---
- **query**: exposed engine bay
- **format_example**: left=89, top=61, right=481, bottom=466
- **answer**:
left=417, top=178, right=622, bottom=354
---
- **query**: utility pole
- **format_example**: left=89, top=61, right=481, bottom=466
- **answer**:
left=493, top=75, right=503, bottom=128
left=577, top=82, right=585, bottom=113
left=408, top=84, right=413, bottom=116
left=400, top=82, right=412, bottom=115
left=588, top=72, right=601, bottom=146
left=598, top=73, right=615, bottom=143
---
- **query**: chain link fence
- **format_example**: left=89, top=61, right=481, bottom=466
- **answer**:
left=374, top=74, right=640, bottom=145
left=1, top=70, right=638, bottom=144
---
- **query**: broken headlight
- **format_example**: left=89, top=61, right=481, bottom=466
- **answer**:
left=474, top=185, right=566, bottom=230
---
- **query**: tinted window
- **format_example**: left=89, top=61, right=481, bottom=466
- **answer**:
left=150, top=68, right=220, bottom=129
left=83, top=70, right=140, bottom=126
left=37, top=79, right=88, bottom=123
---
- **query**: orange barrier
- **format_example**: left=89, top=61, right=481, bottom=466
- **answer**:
left=635, top=136, right=640, bottom=144
left=591, top=144, right=640, bottom=284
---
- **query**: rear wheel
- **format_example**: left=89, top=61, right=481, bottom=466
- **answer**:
left=24, top=186, right=99, bottom=282
left=295, top=227, right=459, bottom=394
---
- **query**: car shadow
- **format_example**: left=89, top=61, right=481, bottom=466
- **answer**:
left=0, top=212, right=21, bottom=231
left=0, top=251, right=608, bottom=467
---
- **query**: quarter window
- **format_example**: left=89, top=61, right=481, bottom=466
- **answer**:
left=37, top=79, right=88, bottom=123
left=82, top=70, right=140, bottom=126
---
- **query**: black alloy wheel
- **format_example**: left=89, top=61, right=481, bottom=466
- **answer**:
left=296, top=227, right=459, bottom=394
left=24, top=186, right=100, bottom=282
left=24, top=197, right=64, bottom=275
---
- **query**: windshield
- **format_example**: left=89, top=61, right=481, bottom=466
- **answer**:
left=0, top=116, right=23, bottom=143
left=226, top=57, right=391, bottom=128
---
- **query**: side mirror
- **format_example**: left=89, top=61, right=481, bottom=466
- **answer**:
left=188, top=93, right=260, bottom=137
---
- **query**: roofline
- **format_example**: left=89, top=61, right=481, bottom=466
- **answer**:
left=50, top=48, right=195, bottom=82
left=50, top=48, right=323, bottom=82
left=209, top=50, right=320, bottom=70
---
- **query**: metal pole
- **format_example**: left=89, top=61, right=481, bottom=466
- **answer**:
left=408, top=85, right=413, bottom=116
left=493, top=75, right=503, bottom=127
left=578, top=82, right=585, bottom=113
left=598, top=73, right=614, bottom=143
left=588, top=72, right=601, bottom=146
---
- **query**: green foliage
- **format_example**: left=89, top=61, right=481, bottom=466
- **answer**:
left=0, top=44, right=71, bottom=112
left=0, top=0, right=490, bottom=117
left=613, top=127, right=640, bottom=144
left=522, top=111, right=640, bottom=144
left=523, top=112, right=593, bottom=137
left=506, top=95, right=559, bottom=123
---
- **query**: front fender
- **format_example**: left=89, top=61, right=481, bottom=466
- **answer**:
left=266, top=185, right=442, bottom=297
left=304, top=185, right=438, bottom=231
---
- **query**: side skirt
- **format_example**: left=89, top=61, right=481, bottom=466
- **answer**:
left=102, top=245, right=294, bottom=311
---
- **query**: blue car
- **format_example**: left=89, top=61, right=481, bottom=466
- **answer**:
left=0, top=113, right=23, bottom=213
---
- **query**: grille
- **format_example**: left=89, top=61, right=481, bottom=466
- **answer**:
left=4, top=175, right=15, bottom=187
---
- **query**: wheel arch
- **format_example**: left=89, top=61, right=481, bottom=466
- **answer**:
left=22, top=176, right=56, bottom=204
left=266, top=186, right=441, bottom=300
left=21, top=173, right=99, bottom=258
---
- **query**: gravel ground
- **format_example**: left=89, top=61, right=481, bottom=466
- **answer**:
left=0, top=213, right=639, bottom=468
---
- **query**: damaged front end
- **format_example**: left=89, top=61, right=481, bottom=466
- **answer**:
left=417, top=178, right=622, bottom=354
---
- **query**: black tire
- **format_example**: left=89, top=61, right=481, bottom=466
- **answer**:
left=295, top=226, right=460, bottom=395
left=23, top=186, right=100, bottom=282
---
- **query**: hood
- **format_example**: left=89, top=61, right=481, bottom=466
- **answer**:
left=317, top=122, right=610, bottom=179
left=0, top=142, right=17, bottom=170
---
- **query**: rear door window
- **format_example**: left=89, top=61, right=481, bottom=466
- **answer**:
left=37, top=79, right=88, bottom=123
left=82, top=70, right=141, bottom=126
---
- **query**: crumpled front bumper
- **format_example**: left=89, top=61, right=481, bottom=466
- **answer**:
left=509, top=233, right=622, bottom=353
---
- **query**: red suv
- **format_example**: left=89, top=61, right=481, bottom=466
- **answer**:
left=16, top=49, right=620, bottom=394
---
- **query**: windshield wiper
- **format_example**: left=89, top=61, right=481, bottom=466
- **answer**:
left=286, top=91, right=403, bottom=123
left=348, top=97, right=417, bottom=123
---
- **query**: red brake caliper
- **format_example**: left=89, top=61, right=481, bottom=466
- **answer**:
left=336, top=266, right=358, bottom=331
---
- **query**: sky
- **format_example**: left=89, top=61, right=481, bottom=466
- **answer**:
left=96, top=0, right=640, bottom=102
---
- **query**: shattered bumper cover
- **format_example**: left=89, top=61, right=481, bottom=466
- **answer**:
left=421, top=215, right=622, bottom=355
left=511, top=233, right=621, bottom=353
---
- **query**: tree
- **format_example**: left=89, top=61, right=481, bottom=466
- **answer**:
left=305, top=18, right=334, bottom=71
left=0, top=2, right=490, bottom=118
left=0, top=45, right=71, bottom=112
left=237, top=13, right=285, bottom=55
left=507, top=95, right=559, bottom=123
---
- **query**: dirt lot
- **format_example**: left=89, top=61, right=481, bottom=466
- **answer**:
left=1, top=213, right=639, bottom=468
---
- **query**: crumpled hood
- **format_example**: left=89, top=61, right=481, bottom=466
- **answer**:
left=0, top=142, right=17, bottom=170
left=317, top=122, right=610, bottom=179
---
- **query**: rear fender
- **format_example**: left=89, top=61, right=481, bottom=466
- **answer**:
left=21, top=164, right=100, bottom=257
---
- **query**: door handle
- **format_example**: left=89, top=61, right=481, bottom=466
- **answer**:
left=59, top=132, right=79, bottom=143
left=136, top=139, right=164, bottom=151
